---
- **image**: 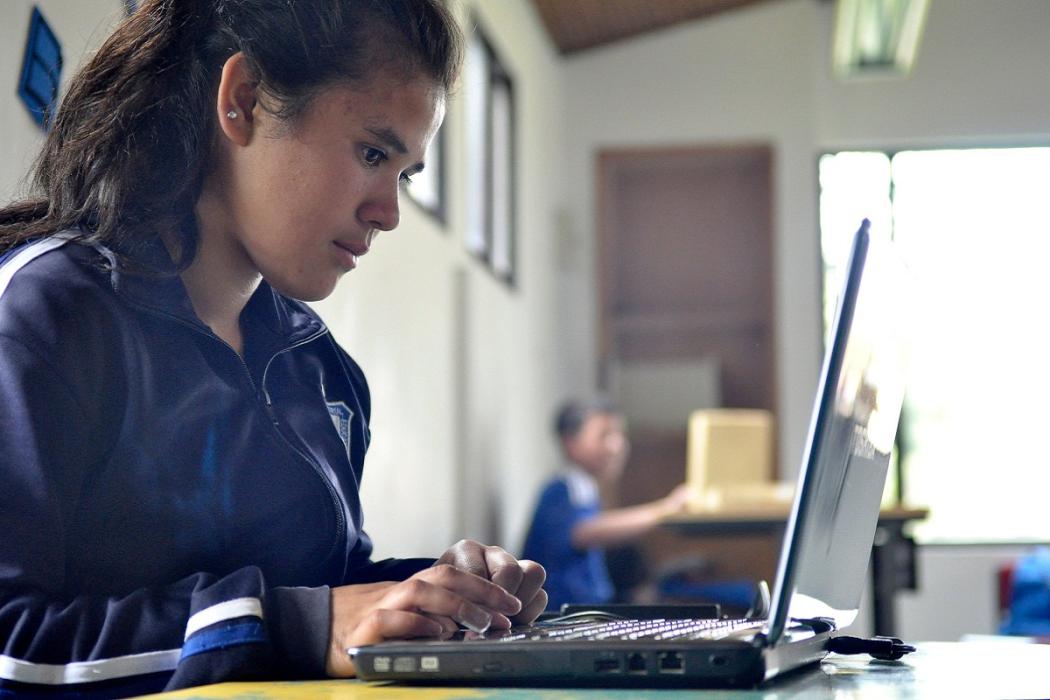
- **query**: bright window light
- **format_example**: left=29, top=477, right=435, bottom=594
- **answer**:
left=820, top=146, right=1050, bottom=543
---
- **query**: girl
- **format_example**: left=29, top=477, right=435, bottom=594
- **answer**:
left=0, top=0, right=545, bottom=695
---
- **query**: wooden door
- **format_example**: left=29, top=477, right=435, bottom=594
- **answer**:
left=596, top=144, right=778, bottom=589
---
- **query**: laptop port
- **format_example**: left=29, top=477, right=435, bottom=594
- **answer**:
left=658, top=651, right=684, bottom=674
left=709, top=654, right=728, bottom=667
left=594, top=657, right=621, bottom=673
left=627, top=653, right=647, bottom=674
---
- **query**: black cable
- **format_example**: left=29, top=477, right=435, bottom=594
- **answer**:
left=826, top=635, right=916, bottom=661
left=536, top=610, right=628, bottom=626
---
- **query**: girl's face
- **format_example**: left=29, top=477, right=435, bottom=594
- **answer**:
left=211, top=72, right=445, bottom=302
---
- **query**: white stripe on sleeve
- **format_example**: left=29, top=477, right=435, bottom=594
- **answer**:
left=0, top=596, right=265, bottom=684
left=184, top=597, right=264, bottom=640
left=0, top=649, right=180, bottom=686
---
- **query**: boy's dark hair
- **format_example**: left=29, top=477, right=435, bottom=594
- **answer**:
left=0, top=0, right=462, bottom=269
left=553, top=395, right=622, bottom=441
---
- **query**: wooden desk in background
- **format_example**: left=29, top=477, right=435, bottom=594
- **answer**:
left=142, top=641, right=1050, bottom=699
left=661, top=506, right=928, bottom=637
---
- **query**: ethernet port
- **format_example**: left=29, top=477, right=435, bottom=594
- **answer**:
left=658, top=651, right=685, bottom=674
left=627, top=653, right=647, bottom=674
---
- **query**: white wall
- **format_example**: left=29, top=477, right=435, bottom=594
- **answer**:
left=1, top=0, right=125, bottom=201
left=896, top=546, right=1030, bottom=642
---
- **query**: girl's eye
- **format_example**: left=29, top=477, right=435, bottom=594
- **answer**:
left=362, top=147, right=385, bottom=167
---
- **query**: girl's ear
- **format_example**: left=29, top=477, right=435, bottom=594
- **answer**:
left=215, top=52, right=258, bottom=147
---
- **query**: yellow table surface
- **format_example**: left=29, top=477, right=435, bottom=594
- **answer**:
left=138, top=641, right=1050, bottom=700
left=137, top=680, right=711, bottom=699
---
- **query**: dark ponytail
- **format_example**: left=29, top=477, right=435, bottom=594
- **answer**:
left=0, top=0, right=462, bottom=269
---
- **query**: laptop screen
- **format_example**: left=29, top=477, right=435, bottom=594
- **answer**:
left=768, top=222, right=911, bottom=642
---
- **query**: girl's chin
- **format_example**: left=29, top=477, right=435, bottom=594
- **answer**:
left=267, top=275, right=340, bottom=303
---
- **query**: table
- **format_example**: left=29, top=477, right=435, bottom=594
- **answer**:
left=140, top=640, right=1050, bottom=699
left=661, top=507, right=928, bottom=636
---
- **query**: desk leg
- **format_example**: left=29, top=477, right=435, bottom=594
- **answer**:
left=870, top=523, right=918, bottom=637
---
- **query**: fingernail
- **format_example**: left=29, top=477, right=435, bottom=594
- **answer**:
left=457, top=604, right=492, bottom=633
left=490, top=613, right=513, bottom=630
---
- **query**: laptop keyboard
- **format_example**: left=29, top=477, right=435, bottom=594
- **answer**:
left=492, top=617, right=763, bottom=642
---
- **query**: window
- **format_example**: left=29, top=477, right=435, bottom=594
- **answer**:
left=465, top=21, right=516, bottom=285
left=406, top=124, right=446, bottom=225
left=819, top=147, right=1050, bottom=543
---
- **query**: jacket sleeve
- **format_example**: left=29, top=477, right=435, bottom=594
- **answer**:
left=345, top=558, right=438, bottom=584
left=0, top=333, right=324, bottom=694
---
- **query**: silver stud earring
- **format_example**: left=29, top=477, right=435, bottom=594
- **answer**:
left=226, top=110, right=238, bottom=119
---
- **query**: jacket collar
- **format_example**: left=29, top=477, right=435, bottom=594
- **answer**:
left=102, top=237, right=326, bottom=346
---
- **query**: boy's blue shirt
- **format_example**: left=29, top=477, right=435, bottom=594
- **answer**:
left=0, top=235, right=431, bottom=695
left=521, top=469, right=615, bottom=611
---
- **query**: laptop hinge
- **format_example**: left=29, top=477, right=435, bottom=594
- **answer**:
left=759, top=616, right=837, bottom=649
left=791, top=616, right=837, bottom=635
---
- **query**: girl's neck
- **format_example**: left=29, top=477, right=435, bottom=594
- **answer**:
left=180, top=193, right=262, bottom=356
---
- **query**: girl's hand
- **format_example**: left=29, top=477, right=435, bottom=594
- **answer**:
left=326, top=561, right=524, bottom=676
left=435, top=539, right=547, bottom=626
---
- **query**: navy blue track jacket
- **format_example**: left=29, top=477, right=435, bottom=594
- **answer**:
left=0, top=234, right=432, bottom=696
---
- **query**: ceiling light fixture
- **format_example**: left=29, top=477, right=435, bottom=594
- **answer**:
left=832, top=0, right=930, bottom=80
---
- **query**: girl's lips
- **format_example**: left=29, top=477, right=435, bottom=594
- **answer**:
left=333, top=241, right=360, bottom=270
left=335, top=240, right=370, bottom=257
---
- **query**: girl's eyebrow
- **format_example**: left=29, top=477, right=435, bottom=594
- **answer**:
left=365, top=127, right=407, bottom=155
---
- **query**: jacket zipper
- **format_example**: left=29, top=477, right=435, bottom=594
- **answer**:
left=258, top=332, right=350, bottom=560
left=123, top=302, right=347, bottom=560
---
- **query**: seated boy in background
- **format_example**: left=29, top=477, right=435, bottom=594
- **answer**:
left=522, top=397, right=690, bottom=610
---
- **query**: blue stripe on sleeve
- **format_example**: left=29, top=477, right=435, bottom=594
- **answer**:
left=180, top=620, right=267, bottom=660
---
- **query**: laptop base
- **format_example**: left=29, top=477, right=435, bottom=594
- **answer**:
left=354, top=627, right=831, bottom=688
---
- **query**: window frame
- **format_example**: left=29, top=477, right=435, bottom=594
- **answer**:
left=465, top=18, right=517, bottom=288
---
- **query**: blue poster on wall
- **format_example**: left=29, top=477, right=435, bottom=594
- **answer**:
left=18, top=6, right=63, bottom=129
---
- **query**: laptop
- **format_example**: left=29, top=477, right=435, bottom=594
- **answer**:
left=352, top=220, right=911, bottom=687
